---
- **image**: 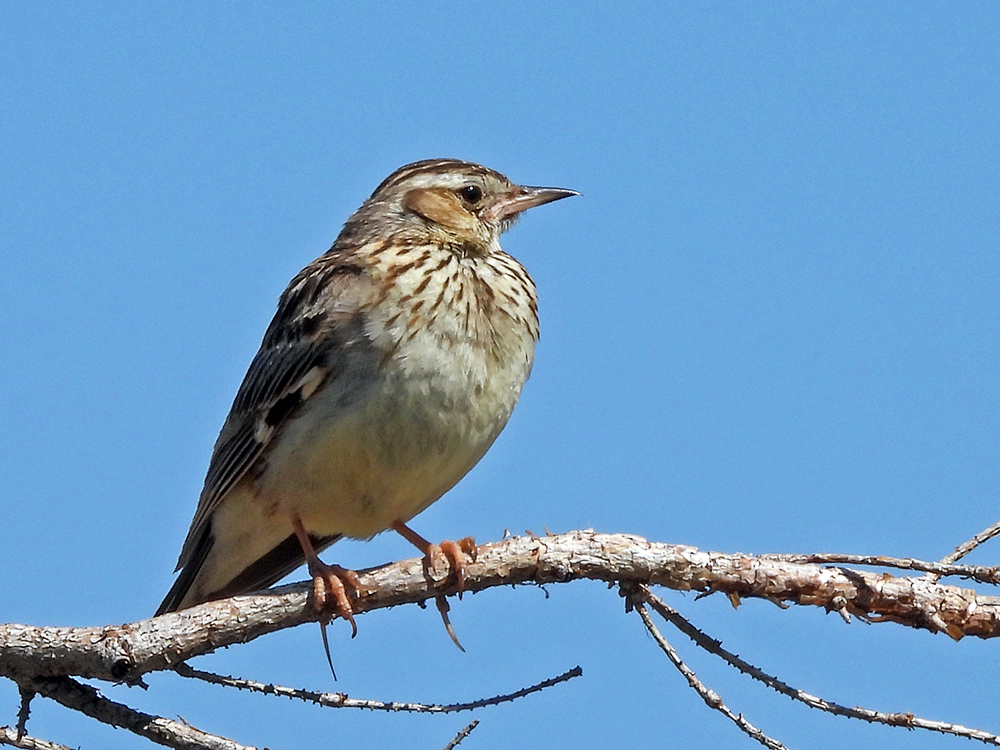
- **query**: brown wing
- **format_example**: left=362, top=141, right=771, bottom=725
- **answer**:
left=158, top=253, right=381, bottom=613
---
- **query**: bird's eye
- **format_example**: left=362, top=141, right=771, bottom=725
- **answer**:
left=457, top=184, right=483, bottom=205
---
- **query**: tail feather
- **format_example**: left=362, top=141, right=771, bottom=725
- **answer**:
left=155, top=530, right=342, bottom=615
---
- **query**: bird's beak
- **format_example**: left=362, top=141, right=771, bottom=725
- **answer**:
left=486, top=185, right=580, bottom=223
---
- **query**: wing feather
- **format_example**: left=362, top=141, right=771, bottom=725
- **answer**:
left=172, top=255, right=376, bottom=572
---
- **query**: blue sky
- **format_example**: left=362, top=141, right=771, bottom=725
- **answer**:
left=2, top=4, right=998, bottom=748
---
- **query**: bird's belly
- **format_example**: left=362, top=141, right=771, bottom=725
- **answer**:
left=256, top=369, right=516, bottom=539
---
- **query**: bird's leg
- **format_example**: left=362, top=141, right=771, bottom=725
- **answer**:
left=391, top=520, right=476, bottom=651
left=390, top=520, right=477, bottom=592
left=292, top=516, right=361, bottom=637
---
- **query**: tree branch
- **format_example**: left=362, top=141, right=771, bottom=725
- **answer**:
left=0, top=726, right=74, bottom=750
left=632, top=597, right=788, bottom=749
left=2, top=531, right=999, bottom=689
left=18, top=676, right=255, bottom=750
left=173, top=662, right=582, bottom=712
left=633, top=584, right=1000, bottom=745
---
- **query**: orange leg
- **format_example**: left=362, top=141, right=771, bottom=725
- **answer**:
left=292, top=516, right=362, bottom=637
left=390, top=520, right=477, bottom=592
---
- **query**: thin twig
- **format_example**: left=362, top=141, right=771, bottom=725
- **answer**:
left=940, top=519, right=1000, bottom=566
left=632, top=600, right=789, bottom=749
left=15, top=688, right=32, bottom=738
left=21, top=675, right=256, bottom=750
left=0, top=727, right=74, bottom=750
left=638, top=586, right=1000, bottom=746
left=441, top=720, right=479, bottom=750
left=764, top=553, right=1000, bottom=585
left=174, top=662, right=582, bottom=713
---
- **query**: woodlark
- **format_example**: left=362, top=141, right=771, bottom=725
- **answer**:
left=157, top=159, right=577, bottom=625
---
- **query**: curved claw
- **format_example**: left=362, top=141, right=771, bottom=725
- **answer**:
left=308, top=560, right=361, bottom=637
left=435, top=595, right=465, bottom=652
left=292, top=515, right=361, bottom=636
left=437, top=536, right=478, bottom=594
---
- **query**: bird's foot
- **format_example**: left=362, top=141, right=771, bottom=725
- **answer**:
left=292, top=515, right=362, bottom=636
left=391, top=521, right=477, bottom=593
left=307, top=560, right=362, bottom=637
left=431, top=536, right=478, bottom=594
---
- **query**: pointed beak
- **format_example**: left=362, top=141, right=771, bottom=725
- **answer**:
left=486, top=185, right=580, bottom=223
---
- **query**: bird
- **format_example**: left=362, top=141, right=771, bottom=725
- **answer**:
left=156, top=158, right=577, bottom=628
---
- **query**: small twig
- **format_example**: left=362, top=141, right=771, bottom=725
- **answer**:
left=764, top=553, right=1000, bottom=585
left=15, top=688, right=32, bottom=738
left=631, top=599, right=788, bottom=749
left=441, top=720, right=479, bottom=750
left=0, top=727, right=74, bottom=750
left=21, top=675, right=256, bottom=750
left=940, top=519, right=1000, bottom=566
left=638, top=586, right=1000, bottom=746
left=174, top=662, right=582, bottom=713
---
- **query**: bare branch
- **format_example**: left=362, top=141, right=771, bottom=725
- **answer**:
left=4, top=531, right=1000, bottom=749
left=19, top=676, right=256, bottom=750
left=764, top=553, right=1000, bottom=585
left=3, top=532, right=1000, bottom=688
left=15, top=688, right=31, bottom=738
left=173, top=662, right=582, bottom=712
left=939, top=518, right=1000, bottom=566
left=441, top=720, right=478, bottom=750
left=637, top=585, right=1000, bottom=746
left=632, top=599, right=788, bottom=749
left=0, top=727, right=74, bottom=750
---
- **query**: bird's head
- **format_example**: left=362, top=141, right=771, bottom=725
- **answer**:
left=345, top=159, right=577, bottom=252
